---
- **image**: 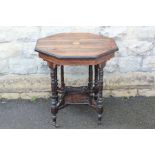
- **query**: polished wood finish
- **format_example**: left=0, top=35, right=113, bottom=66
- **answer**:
left=39, top=52, right=114, bottom=65
left=35, top=33, right=118, bottom=127
left=35, top=33, right=118, bottom=59
left=94, top=64, right=99, bottom=100
left=97, top=64, right=105, bottom=124
left=49, top=65, right=58, bottom=126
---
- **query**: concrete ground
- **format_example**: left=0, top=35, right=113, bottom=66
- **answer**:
left=0, top=97, right=155, bottom=129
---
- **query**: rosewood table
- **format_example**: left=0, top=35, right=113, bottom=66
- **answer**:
left=35, top=33, right=118, bottom=127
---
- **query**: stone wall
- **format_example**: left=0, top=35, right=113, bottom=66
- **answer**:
left=1, top=26, right=155, bottom=99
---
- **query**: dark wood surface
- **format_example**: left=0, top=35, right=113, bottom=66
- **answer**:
left=35, top=33, right=118, bottom=65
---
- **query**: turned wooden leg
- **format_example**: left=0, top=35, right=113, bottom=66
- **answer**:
left=55, top=65, right=58, bottom=103
left=50, top=64, right=58, bottom=127
left=60, top=65, right=65, bottom=105
left=94, top=65, right=99, bottom=100
left=88, top=65, right=93, bottom=104
left=97, top=63, right=105, bottom=125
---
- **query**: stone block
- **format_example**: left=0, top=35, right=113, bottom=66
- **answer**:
left=0, top=93, right=20, bottom=99
left=0, top=75, right=51, bottom=93
left=9, top=58, right=38, bottom=74
left=114, top=40, right=129, bottom=57
left=0, top=26, right=40, bottom=42
left=104, top=72, right=154, bottom=89
left=64, top=66, right=88, bottom=75
left=142, top=56, right=155, bottom=71
left=104, top=57, right=119, bottom=73
left=126, top=27, right=155, bottom=40
left=110, top=89, right=137, bottom=97
left=0, top=92, right=51, bottom=99
left=100, top=26, right=128, bottom=39
left=119, top=56, right=142, bottom=72
left=21, top=42, right=37, bottom=58
left=20, top=92, right=51, bottom=99
left=37, top=58, right=50, bottom=74
left=63, top=66, right=88, bottom=86
left=123, top=39, right=153, bottom=56
left=65, top=76, right=88, bottom=86
left=103, top=89, right=137, bottom=97
left=0, top=60, right=9, bottom=74
left=0, top=42, right=21, bottom=60
left=138, top=89, right=155, bottom=97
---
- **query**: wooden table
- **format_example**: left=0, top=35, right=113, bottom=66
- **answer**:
left=35, top=33, right=118, bottom=127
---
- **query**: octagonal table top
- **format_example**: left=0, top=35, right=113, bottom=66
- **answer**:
left=35, top=33, right=118, bottom=58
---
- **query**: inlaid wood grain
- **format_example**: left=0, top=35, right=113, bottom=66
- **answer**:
left=35, top=33, right=118, bottom=59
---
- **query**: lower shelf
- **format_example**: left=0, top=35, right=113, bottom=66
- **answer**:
left=65, top=93, right=89, bottom=104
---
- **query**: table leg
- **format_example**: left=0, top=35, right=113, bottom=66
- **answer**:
left=88, top=65, right=93, bottom=104
left=97, top=63, right=105, bottom=125
left=60, top=65, right=65, bottom=105
left=50, top=64, right=58, bottom=127
left=94, top=65, right=99, bottom=100
left=55, top=65, right=58, bottom=103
